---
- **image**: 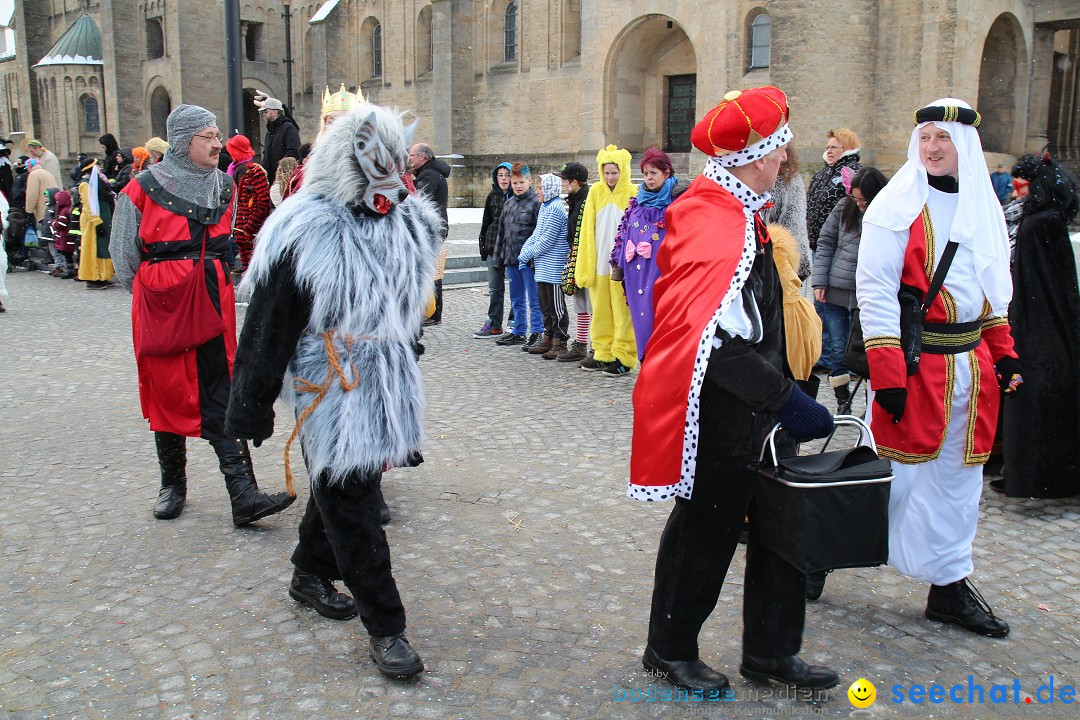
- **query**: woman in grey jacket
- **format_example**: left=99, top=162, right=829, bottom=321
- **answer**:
left=811, top=166, right=886, bottom=412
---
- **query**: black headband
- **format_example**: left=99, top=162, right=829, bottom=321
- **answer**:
left=914, top=106, right=981, bottom=128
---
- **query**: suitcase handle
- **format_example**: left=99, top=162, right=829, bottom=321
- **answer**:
left=759, top=415, right=877, bottom=467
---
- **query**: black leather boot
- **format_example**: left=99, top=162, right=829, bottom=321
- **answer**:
left=210, top=438, right=296, bottom=526
left=153, top=432, right=187, bottom=520
left=369, top=632, right=424, bottom=678
left=830, top=373, right=852, bottom=415
left=805, top=570, right=829, bottom=601
left=926, top=578, right=1010, bottom=637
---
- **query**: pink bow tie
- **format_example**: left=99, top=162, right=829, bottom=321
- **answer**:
left=625, top=239, right=652, bottom=262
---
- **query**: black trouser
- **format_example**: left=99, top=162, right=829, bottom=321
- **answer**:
left=291, top=470, right=407, bottom=638
left=536, top=281, right=569, bottom=340
left=647, top=450, right=805, bottom=660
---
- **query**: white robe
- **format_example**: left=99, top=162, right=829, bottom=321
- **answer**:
left=858, top=188, right=986, bottom=585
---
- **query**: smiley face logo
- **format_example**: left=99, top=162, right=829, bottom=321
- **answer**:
left=848, top=678, right=876, bottom=708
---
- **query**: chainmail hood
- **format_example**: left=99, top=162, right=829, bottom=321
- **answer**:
left=148, top=104, right=229, bottom=210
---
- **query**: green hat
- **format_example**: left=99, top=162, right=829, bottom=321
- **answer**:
left=27, top=139, right=43, bottom=148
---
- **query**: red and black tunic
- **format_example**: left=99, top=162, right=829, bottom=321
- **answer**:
left=123, top=174, right=237, bottom=440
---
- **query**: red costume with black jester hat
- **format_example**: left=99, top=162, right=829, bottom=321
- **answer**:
left=631, top=87, right=839, bottom=696
left=857, top=98, right=1016, bottom=638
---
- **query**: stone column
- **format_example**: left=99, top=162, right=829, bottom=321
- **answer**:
left=431, top=0, right=453, bottom=154
left=310, top=22, right=329, bottom=98
left=1026, top=25, right=1055, bottom=152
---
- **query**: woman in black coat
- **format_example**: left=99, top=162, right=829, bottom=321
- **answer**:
left=1002, top=154, right=1080, bottom=498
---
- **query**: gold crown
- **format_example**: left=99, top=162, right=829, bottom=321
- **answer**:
left=322, top=84, right=364, bottom=116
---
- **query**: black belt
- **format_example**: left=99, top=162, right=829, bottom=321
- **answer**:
left=143, top=251, right=225, bottom=262
left=922, top=320, right=983, bottom=354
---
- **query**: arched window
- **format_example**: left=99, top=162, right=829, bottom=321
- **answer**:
left=372, top=22, right=383, bottom=78
left=748, top=12, right=770, bottom=70
left=150, top=86, right=172, bottom=139
left=503, top=1, right=517, bottom=63
left=82, top=95, right=100, bottom=134
left=146, top=17, right=164, bottom=59
left=417, top=5, right=433, bottom=75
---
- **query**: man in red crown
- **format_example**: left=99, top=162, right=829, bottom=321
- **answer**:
left=630, top=87, right=839, bottom=694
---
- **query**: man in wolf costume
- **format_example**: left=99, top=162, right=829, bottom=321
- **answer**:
left=224, top=104, right=442, bottom=678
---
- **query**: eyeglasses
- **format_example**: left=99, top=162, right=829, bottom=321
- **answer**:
left=193, top=132, right=223, bottom=143
left=826, top=144, right=845, bottom=152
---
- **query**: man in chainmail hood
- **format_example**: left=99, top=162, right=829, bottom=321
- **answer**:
left=110, top=103, right=295, bottom=527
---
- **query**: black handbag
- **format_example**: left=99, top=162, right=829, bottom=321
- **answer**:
left=752, top=417, right=893, bottom=575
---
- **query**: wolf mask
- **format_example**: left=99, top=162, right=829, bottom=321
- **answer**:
left=300, top=104, right=419, bottom=215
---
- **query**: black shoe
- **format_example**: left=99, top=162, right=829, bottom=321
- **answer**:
left=642, top=646, right=729, bottom=695
left=925, top=578, right=1010, bottom=637
left=988, top=477, right=1006, bottom=493
left=369, top=633, right=425, bottom=678
left=739, top=653, right=840, bottom=690
left=495, top=333, right=526, bottom=346
left=603, top=360, right=632, bottom=376
left=805, top=570, right=829, bottom=601
left=289, top=569, right=358, bottom=620
left=521, top=332, right=542, bottom=351
left=579, top=353, right=605, bottom=371
left=421, top=317, right=440, bottom=327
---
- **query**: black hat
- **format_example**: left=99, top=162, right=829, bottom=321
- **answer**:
left=556, top=161, right=589, bottom=183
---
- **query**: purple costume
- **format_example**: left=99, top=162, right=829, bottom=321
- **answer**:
left=611, top=197, right=671, bottom=360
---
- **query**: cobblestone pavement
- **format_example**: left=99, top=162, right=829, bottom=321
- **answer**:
left=1, top=269, right=1078, bottom=720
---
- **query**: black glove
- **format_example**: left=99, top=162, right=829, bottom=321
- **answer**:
left=413, top=340, right=426, bottom=359
left=252, top=437, right=263, bottom=449
left=777, top=384, right=835, bottom=441
left=995, top=356, right=1023, bottom=393
left=874, top=388, right=907, bottom=424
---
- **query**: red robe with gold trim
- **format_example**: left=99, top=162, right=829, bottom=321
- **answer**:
left=864, top=208, right=1015, bottom=465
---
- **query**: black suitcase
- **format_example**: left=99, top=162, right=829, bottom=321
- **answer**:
left=752, top=417, right=893, bottom=575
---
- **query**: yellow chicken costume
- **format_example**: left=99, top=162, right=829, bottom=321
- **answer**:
left=574, top=145, right=637, bottom=367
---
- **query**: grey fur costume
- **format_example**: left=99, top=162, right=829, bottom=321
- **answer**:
left=225, top=105, right=443, bottom=483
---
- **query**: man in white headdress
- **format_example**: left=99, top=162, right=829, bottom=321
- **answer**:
left=856, top=99, right=1021, bottom=637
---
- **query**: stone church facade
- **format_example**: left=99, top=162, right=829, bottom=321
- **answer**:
left=3, top=0, right=1079, bottom=204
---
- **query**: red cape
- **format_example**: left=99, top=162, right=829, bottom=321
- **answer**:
left=629, top=175, right=753, bottom=499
